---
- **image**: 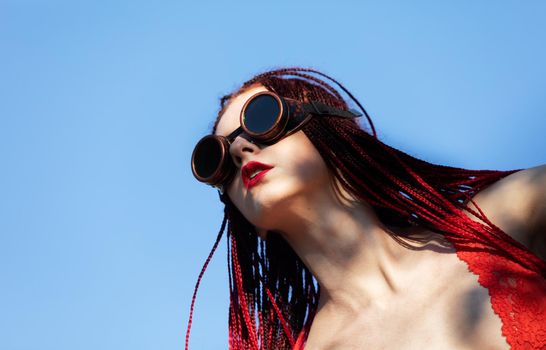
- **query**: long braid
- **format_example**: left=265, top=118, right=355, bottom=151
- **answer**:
left=185, top=212, right=227, bottom=350
left=222, top=194, right=310, bottom=349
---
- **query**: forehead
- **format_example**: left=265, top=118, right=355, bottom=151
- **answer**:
left=215, top=85, right=269, bottom=137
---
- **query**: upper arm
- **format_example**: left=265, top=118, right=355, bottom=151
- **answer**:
left=466, top=164, right=546, bottom=260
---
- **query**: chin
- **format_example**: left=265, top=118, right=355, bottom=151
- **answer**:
left=242, top=181, right=308, bottom=230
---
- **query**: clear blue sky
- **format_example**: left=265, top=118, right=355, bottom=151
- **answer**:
left=1, top=1, right=545, bottom=349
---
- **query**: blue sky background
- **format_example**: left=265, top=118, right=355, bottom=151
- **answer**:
left=1, top=1, right=545, bottom=349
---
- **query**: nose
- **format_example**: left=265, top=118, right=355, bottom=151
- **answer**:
left=229, top=135, right=261, bottom=168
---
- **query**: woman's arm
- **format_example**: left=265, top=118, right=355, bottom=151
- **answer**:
left=467, top=163, right=546, bottom=260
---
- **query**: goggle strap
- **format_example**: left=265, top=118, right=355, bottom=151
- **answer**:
left=304, top=100, right=362, bottom=119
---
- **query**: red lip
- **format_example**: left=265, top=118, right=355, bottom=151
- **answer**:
left=242, top=161, right=274, bottom=189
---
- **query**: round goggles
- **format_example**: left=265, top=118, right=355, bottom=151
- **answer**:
left=191, top=91, right=362, bottom=190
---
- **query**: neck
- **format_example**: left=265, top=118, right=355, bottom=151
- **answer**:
left=272, top=183, right=429, bottom=315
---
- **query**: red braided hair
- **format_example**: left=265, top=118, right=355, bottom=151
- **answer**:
left=186, top=67, right=546, bottom=349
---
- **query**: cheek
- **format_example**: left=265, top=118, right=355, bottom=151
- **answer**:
left=295, top=152, right=329, bottom=185
left=278, top=136, right=330, bottom=188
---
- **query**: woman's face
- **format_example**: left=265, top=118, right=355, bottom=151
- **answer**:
left=215, top=85, right=333, bottom=232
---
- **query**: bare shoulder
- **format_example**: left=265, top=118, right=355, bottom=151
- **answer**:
left=467, top=163, right=546, bottom=259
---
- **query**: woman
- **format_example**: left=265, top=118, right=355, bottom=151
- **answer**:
left=187, top=67, right=546, bottom=349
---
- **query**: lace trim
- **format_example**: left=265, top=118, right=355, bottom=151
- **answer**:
left=456, top=246, right=546, bottom=350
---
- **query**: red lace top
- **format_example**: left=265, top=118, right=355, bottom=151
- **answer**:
left=293, top=242, right=546, bottom=349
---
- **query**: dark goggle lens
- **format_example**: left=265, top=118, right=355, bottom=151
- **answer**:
left=193, top=137, right=224, bottom=179
left=243, top=94, right=281, bottom=134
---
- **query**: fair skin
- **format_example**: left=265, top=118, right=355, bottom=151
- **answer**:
left=215, top=85, right=546, bottom=349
